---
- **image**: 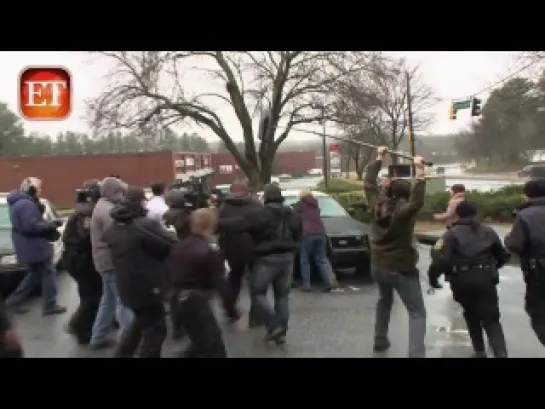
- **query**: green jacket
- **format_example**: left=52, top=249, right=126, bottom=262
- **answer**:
left=364, top=160, right=426, bottom=273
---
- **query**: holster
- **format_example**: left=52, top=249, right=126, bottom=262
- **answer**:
left=525, top=259, right=545, bottom=282
left=451, top=262, right=498, bottom=285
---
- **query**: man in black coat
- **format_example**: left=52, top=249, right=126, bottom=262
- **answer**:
left=62, top=180, right=103, bottom=344
left=218, top=180, right=263, bottom=324
left=103, top=186, right=178, bottom=358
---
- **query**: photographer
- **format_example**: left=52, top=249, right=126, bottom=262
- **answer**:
left=4, top=177, right=66, bottom=316
left=62, top=180, right=103, bottom=344
left=164, top=189, right=192, bottom=240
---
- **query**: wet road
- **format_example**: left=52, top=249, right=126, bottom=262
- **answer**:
left=11, top=245, right=545, bottom=358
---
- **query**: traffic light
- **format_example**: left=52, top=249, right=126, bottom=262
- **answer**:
left=449, top=101, right=457, bottom=120
left=470, top=97, right=482, bottom=117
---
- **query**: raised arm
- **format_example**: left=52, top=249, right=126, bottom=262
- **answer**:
left=397, top=156, right=427, bottom=219
left=364, top=146, right=388, bottom=212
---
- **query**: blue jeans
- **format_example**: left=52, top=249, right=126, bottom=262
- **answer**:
left=250, top=253, right=293, bottom=333
left=300, top=235, right=332, bottom=285
left=6, top=259, right=57, bottom=313
left=90, top=271, right=133, bottom=345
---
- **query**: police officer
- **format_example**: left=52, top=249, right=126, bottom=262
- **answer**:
left=505, top=179, right=545, bottom=347
left=429, top=200, right=510, bottom=358
left=62, top=180, right=103, bottom=344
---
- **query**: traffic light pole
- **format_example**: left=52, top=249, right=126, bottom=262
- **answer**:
left=322, top=115, right=329, bottom=189
left=406, top=72, right=416, bottom=177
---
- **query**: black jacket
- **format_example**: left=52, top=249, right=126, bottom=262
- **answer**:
left=219, top=201, right=302, bottom=257
left=429, top=218, right=511, bottom=286
left=0, top=298, right=10, bottom=332
left=63, top=202, right=95, bottom=254
left=103, top=201, right=179, bottom=309
left=505, top=198, right=545, bottom=261
left=62, top=201, right=102, bottom=297
left=218, top=194, right=263, bottom=263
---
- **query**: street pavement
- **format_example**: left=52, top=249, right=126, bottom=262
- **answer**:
left=10, top=245, right=545, bottom=358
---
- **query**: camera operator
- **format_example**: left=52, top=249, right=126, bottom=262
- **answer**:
left=62, top=180, right=103, bottom=344
left=164, top=189, right=192, bottom=240
left=4, top=177, right=66, bottom=316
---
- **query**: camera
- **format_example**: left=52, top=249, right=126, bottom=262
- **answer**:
left=170, top=177, right=210, bottom=211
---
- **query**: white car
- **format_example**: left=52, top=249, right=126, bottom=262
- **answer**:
left=0, top=194, right=66, bottom=271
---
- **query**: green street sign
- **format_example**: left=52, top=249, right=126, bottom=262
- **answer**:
left=453, top=99, right=471, bottom=110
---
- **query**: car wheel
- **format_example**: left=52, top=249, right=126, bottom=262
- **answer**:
left=355, top=254, right=372, bottom=280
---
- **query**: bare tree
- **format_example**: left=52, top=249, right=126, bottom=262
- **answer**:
left=87, top=51, right=380, bottom=189
left=333, top=57, right=437, bottom=163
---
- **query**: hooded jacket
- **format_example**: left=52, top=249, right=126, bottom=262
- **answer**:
left=364, top=159, right=426, bottom=273
left=219, top=199, right=302, bottom=257
left=218, top=194, right=263, bottom=263
left=103, top=197, right=178, bottom=309
left=293, top=196, right=326, bottom=237
left=6, top=191, right=56, bottom=264
left=90, top=177, right=128, bottom=274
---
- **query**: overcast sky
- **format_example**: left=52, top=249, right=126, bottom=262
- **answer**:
left=0, top=51, right=520, bottom=143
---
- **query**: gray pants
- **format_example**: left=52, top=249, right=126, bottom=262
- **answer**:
left=372, top=267, right=427, bottom=358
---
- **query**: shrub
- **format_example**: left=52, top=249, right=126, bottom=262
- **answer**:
left=315, top=178, right=361, bottom=193
left=331, top=184, right=524, bottom=224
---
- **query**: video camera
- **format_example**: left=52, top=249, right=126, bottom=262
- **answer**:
left=171, top=177, right=210, bottom=211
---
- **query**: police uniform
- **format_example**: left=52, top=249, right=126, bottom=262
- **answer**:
left=62, top=183, right=103, bottom=344
left=429, top=201, right=510, bottom=358
left=505, top=180, right=545, bottom=347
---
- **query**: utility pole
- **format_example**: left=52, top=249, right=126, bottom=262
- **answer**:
left=322, top=112, right=329, bottom=189
left=406, top=71, right=416, bottom=177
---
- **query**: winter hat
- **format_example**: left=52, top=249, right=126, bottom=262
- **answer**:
left=523, top=179, right=545, bottom=199
left=455, top=200, right=478, bottom=218
left=125, top=186, right=146, bottom=203
left=263, top=183, right=284, bottom=203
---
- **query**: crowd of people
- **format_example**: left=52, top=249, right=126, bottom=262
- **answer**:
left=0, top=175, right=330, bottom=357
left=1, top=146, right=545, bottom=358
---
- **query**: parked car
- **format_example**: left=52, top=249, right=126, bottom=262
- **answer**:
left=256, top=189, right=371, bottom=279
left=0, top=195, right=66, bottom=298
left=518, top=164, right=545, bottom=179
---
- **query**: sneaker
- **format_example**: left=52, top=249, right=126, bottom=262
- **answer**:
left=89, top=339, right=117, bottom=350
left=300, top=284, right=312, bottom=293
left=373, top=339, right=391, bottom=352
left=43, top=305, right=67, bottom=316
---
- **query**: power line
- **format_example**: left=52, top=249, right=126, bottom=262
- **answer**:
left=448, top=55, right=545, bottom=102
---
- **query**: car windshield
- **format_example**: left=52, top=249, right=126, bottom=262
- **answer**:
left=0, top=204, right=10, bottom=229
left=530, top=167, right=545, bottom=177
left=0, top=204, right=13, bottom=253
left=284, top=196, right=348, bottom=217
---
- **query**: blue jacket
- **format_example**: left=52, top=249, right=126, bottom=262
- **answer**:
left=7, top=191, right=53, bottom=264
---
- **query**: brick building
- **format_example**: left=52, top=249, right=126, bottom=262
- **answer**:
left=0, top=151, right=213, bottom=208
left=212, top=150, right=316, bottom=185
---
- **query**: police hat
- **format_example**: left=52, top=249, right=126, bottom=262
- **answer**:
left=455, top=200, right=478, bottom=218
